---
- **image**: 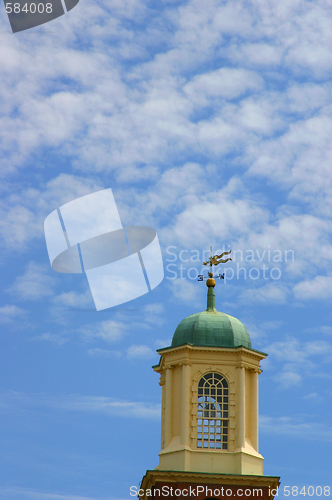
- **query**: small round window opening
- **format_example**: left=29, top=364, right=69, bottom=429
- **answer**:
left=197, top=373, right=229, bottom=450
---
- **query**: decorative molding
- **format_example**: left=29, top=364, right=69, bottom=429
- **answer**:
left=157, top=344, right=266, bottom=360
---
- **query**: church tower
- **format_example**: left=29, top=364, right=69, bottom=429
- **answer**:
left=140, top=254, right=279, bottom=500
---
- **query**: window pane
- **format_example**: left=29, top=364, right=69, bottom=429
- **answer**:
left=198, top=373, right=229, bottom=452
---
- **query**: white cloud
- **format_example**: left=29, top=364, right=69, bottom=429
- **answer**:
left=293, top=275, right=332, bottom=300
left=239, top=283, right=290, bottom=305
left=7, top=262, right=55, bottom=300
left=0, top=0, right=330, bottom=301
left=260, top=414, right=332, bottom=441
left=239, top=43, right=282, bottom=66
left=168, top=278, right=201, bottom=306
left=0, top=0, right=329, bottom=181
left=31, top=333, right=68, bottom=346
left=184, top=68, right=264, bottom=102
left=237, top=214, right=332, bottom=277
left=127, top=344, right=155, bottom=359
left=0, top=204, right=41, bottom=249
left=285, top=83, right=330, bottom=114
left=305, top=326, right=332, bottom=336
left=303, top=392, right=323, bottom=403
left=87, top=348, right=121, bottom=358
left=50, top=394, right=161, bottom=419
left=87, top=344, right=157, bottom=360
left=246, top=111, right=332, bottom=215
left=0, top=174, right=103, bottom=250
left=240, top=320, right=283, bottom=342
left=277, top=370, right=302, bottom=388
left=161, top=176, right=269, bottom=247
left=138, top=303, right=165, bottom=326
left=264, top=338, right=332, bottom=387
left=53, top=289, right=94, bottom=309
left=266, top=338, right=332, bottom=363
left=261, top=320, right=284, bottom=331
left=0, top=304, right=26, bottom=323
left=144, top=303, right=164, bottom=315
left=78, top=319, right=127, bottom=343
left=0, top=391, right=160, bottom=420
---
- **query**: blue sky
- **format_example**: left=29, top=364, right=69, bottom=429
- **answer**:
left=0, top=0, right=331, bottom=499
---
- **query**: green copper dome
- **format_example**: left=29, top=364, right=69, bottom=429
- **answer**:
left=171, top=285, right=251, bottom=349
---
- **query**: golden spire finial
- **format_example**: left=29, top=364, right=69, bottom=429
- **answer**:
left=206, top=272, right=216, bottom=288
left=198, top=247, right=232, bottom=312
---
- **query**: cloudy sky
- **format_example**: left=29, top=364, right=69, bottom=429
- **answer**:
left=0, top=0, right=331, bottom=499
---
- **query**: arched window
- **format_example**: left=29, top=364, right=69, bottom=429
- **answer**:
left=197, top=372, right=229, bottom=450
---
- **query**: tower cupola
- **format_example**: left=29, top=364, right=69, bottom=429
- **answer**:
left=153, top=270, right=266, bottom=475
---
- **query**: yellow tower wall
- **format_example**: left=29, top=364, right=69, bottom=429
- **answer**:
left=154, top=344, right=266, bottom=475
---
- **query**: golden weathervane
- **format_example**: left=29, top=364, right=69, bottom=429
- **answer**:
left=198, top=246, right=232, bottom=283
